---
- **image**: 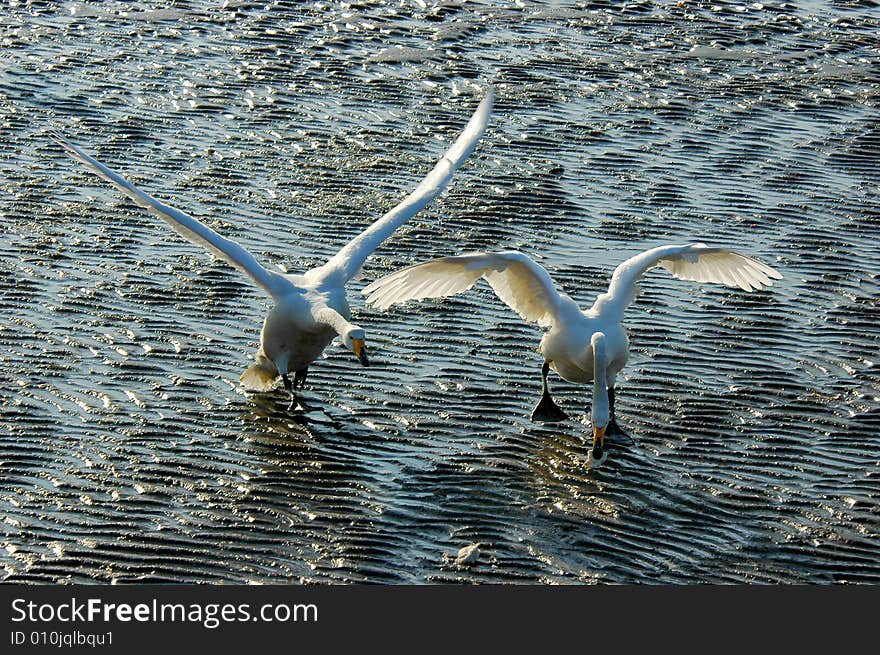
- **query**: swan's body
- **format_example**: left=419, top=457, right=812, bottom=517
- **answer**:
left=363, top=244, right=782, bottom=457
left=52, top=90, right=494, bottom=396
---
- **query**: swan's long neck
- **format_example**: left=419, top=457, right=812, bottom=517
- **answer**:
left=591, top=332, right=610, bottom=428
left=313, top=306, right=356, bottom=338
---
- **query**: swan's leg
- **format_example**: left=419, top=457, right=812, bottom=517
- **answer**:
left=606, top=387, right=633, bottom=442
left=282, top=374, right=298, bottom=411
left=531, top=362, right=569, bottom=422
left=283, top=369, right=310, bottom=413
left=293, top=367, right=309, bottom=389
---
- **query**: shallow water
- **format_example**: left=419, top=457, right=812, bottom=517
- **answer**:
left=1, top=1, right=878, bottom=583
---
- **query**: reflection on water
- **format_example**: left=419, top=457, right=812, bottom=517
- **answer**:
left=1, top=2, right=879, bottom=583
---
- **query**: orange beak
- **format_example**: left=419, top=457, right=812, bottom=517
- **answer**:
left=352, top=338, right=369, bottom=366
left=592, top=424, right=606, bottom=459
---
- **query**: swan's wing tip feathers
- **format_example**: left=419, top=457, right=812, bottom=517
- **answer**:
left=48, top=129, right=72, bottom=142
left=53, top=130, right=291, bottom=300
left=362, top=256, right=486, bottom=310
left=364, top=251, right=563, bottom=329
left=608, top=243, right=783, bottom=314
left=663, top=246, right=783, bottom=291
left=764, top=263, right=784, bottom=280
left=474, top=86, right=496, bottom=115
left=320, top=90, right=494, bottom=283
left=50, top=131, right=95, bottom=164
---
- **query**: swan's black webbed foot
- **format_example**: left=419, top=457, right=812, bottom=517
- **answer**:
left=606, top=416, right=627, bottom=437
left=604, top=420, right=635, bottom=446
left=532, top=361, right=569, bottom=422
left=531, top=392, right=569, bottom=422
left=293, top=367, right=308, bottom=389
left=281, top=374, right=304, bottom=413
left=606, top=388, right=634, bottom=445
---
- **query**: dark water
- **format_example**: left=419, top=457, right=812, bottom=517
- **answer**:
left=1, top=1, right=878, bottom=583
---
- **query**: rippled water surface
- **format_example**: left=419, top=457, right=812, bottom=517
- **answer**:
left=2, top=1, right=879, bottom=583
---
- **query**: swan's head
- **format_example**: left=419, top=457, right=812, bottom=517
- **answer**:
left=591, top=332, right=610, bottom=460
left=343, top=326, right=369, bottom=366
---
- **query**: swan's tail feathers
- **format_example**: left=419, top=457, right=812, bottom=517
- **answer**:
left=240, top=357, right=279, bottom=391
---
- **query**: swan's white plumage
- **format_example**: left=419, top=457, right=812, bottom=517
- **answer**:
left=239, top=359, right=280, bottom=391
left=602, top=243, right=782, bottom=317
left=362, top=251, right=563, bottom=327
left=364, top=243, right=783, bottom=443
left=53, top=89, right=494, bottom=391
left=50, top=132, right=292, bottom=300
left=317, top=88, right=495, bottom=285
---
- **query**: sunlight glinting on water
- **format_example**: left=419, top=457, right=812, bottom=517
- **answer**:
left=1, top=1, right=878, bottom=583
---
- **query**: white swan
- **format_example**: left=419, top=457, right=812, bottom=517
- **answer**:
left=363, top=244, right=782, bottom=458
left=52, top=89, right=494, bottom=398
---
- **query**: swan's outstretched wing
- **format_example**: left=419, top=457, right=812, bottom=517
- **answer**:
left=602, top=243, right=782, bottom=315
left=51, top=132, right=292, bottom=300
left=363, top=251, right=564, bottom=327
left=319, top=89, right=494, bottom=284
